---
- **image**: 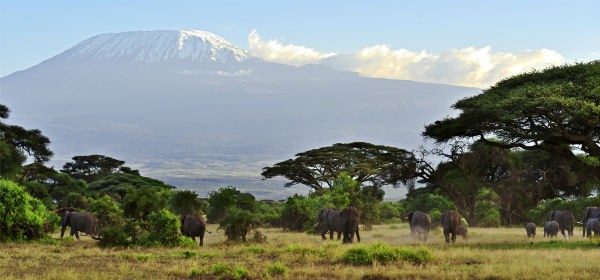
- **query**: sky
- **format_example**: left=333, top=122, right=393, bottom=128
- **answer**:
left=1, top=0, right=598, bottom=87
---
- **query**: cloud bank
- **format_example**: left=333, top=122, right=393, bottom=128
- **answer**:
left=248, top=30, right=565, bottom=88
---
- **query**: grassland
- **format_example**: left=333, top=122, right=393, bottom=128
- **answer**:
left=1, top=224, right=599, bottom=279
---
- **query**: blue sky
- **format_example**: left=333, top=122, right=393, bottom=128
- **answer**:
left=1, top=0, right=598, bottom=86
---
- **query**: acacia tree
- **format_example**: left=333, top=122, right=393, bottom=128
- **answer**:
left=261, top=142, right=418, bottom=197
left=423, top=61, right=600, bottom=194
left=0, top=104, right=53, bottom=181
left=61, top=155, right=139, bottom=183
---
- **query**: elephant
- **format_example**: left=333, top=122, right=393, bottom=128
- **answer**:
left=60, top=211, right=100, bottom=240
left=543, top=221, right=560, bottom=237
left=314, top=207, right=342, bottom=240
left=406, top=211, right=431, bottom=242
left=339, top=206, right=361, bottom=244
left=579, top=207, right=600, bottom=237
left=585, top=218, right=600, bottom=238
left=525, top=222, right=536, bottom=237
left=456, top=226, right=468, bottom=240
left=547, top=210, right=575, bottom=239
left=180, top=214, right=210, bottom=246
left=440, top=210, right=460, bottom=243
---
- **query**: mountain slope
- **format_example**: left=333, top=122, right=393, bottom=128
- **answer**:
left=0, top=30, right=478, bottom=199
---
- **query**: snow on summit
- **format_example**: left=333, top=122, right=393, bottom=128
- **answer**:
left=64, top=30, right=249, bottom=63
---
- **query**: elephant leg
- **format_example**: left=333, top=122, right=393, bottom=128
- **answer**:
left=60, top=226, right=67, bottom=238
left=443, top=229, right=450, bottom=243
left=330, top=229, right=334, bottom=240
left=337, top=231, right=341, bottom=240
left=560, top=228, right=566, bottom=239
left=451, top=231, right=456, bottom=243
left=72, top=229, right=80, bottom=240
left=199, top=232, right=204, bottom=246
left=355, top=228, right=360, bottom=243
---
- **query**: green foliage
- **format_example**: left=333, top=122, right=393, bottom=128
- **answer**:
left=168, top=189, right=204, bottom=216
left=405, top=190, right=457, bottom=213
left=218, top=207, right=259, bottom=242
left=264, top=262, right=287, bottom=276
left=57, top=192, right=89, bottom=209
left=98, top=225, right=130, bottom=247
left=0, top=104, right=53, bottom=166
left=424, top=61, right=600, bottom=194
left=0, top=140, right=26, bottom=179
left=61, top=155, right=130, bottom=183
left=254, top=201, right=282, bottom=227
left=122, top=186, right=171, bottom=219
left=262, top=142, right=418, bottom=195
left=88, top=195, right=124, bottom=228
left=379, top=201, right=405, bottom=222
left=341, top=247, right=372, bottom=265
left=211, top=263, right=249, bottom=279
left=87, top=173, right=174, bottom=201
left=206, top=186, right=257, bottom=223
left=341, top=243, right=434, bottom=266
left=475, top=187, right=501, bottom=227
left=279, top=194, right=313, bottom=231
left=0, top=179, right=54, bottom=240
left=138, top=209, right=181, bottom=247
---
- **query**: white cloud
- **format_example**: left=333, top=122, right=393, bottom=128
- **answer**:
left=248, top=30, right=566, bottom=88
left=247, top=29, right=335, bottom=66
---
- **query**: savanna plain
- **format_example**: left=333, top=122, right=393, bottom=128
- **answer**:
left=1, top=224, right=599, bottom=280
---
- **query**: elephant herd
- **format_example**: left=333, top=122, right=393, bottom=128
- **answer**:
left=58, top=210, right=209, bottom=246
left=58, top=206, right=600, bottom=246
left=525, top=207, right=600, bottom=239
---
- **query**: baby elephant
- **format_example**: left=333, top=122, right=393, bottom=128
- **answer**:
left=585, top=218, right=600, bottom=238
left=456, top=226, right=468, bottom=240
left=525, top=222, right=536, bottom=237
left=544, top=221, right=559, bottom=237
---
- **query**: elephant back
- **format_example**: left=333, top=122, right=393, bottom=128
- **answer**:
left=441, top=210, right=460, bottom=232
left=181, top=214, right=206, bottom=237
left=409, top=211, right=431, bottom=230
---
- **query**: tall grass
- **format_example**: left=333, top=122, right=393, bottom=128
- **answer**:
left=1, top=224, right=599, bottom=279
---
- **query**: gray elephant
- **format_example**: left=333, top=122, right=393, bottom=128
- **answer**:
left=181, top=214, right=210, bottom=246
left=440, top=210, right=460, bottom=243
left=314, top=207, right=342, bottom=240
left=406, top=211, right=431, bottom=242
left=547, top=210, right=575, bottom=239
left=543, top=221, right=559, bottom=237
left=525, top=222, right=536, bottom=237
left=60, top=211, right=100, bottom=240
left=339, top=206, right=361, bottom=244
left=580, top=207, right=600, bottom=237
left=585, top=218, right=600, bottom=237
left=456, top=226, right=468, bottom=240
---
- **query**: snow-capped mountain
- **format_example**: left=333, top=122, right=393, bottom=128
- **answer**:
left=64, top=30, right=249, bottom=64
left=0, top=30, right=478, bottom=199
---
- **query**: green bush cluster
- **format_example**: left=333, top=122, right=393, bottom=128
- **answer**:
left=212, top=263, right=249, bottom=279
left=341, top=243, right=433, bottom=265
left=0, top=179, right=58, bottom=241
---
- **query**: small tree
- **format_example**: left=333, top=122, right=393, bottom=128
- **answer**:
left=138, top=209, right=181, bottom=247
left=218, top=207, right=259, bottom=242
left=169, top=190, right=205, bottom=216
left=88, top=195, right=124, bottom=228
left=0, top=179, right=57, bottom=240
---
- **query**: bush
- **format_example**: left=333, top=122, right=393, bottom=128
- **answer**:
left=138, top=208, right=180, bottom=247
left=168, top=190, right=205, bottom=216
left=265, top=262, right=287, bottom=276
left=0, top=179, right=55, bottom=240
left=88, top=195, right=124, bottom=228
left=279, top=194, right=313, bottom=231
left=207, top=186, right=256, bottom=223
left=98, top=225, right=130, bottom=247
left=475, top=187, right=501, bottom=227
left=122, top=186, right=170, bottom=219
left=341, top=247, right=372, bottom=265
left=219, top=207, right=259, bottom=242
left=341, top=243, right=434, bottom=266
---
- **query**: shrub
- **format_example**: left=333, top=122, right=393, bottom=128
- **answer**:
left=342, top=247, right=372, bottom=265
left=219, top=207, right=259, bottom=242
left=98, top=225, right=130, bottom=247
left=168, top=190, right=205, bottom=216
left=88, top=194, right=124, bottom=228
left=279, top=194, right=313, bottom=231
left=265, top=262, right=287, bottom=276
left=341, top=243, right=434, bottom=266
left=138, top=209, right=180, bottom=247
left=207, top=186, right=256, bottom=223
left=0, top=179, right=55, bottom=240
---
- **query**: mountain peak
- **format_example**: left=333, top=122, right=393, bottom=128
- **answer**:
left=63, top=30, right=249, bottom=64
